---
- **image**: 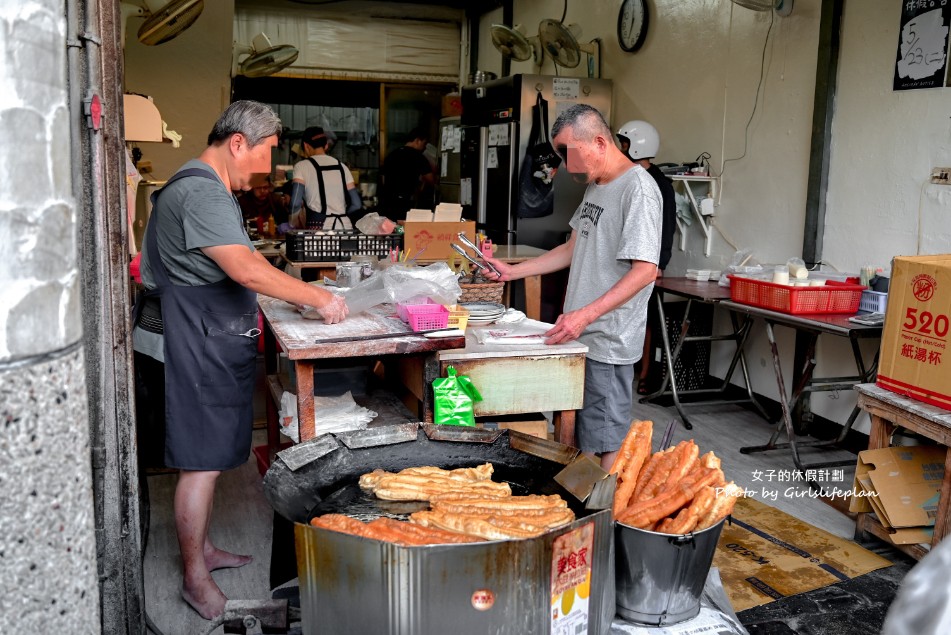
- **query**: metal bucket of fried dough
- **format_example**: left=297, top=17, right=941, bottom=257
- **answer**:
left=609, top=420, right=742, bottom=626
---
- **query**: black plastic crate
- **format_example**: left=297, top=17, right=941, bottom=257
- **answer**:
left=285, top=230, right=403, bottom=262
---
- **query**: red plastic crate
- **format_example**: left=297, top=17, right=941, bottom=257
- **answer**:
left=728, top=275, right=865, bottom=315
left=404, top=304, right=449, bottom=331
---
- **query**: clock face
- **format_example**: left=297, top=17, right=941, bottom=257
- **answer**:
left=618, top=0, right=649, bottom=53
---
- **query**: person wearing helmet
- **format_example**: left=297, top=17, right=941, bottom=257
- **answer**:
left=616, top=120, right=676, bottom=395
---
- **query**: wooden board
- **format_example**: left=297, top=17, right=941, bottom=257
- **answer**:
left=258, top=296, right=464, bottom=360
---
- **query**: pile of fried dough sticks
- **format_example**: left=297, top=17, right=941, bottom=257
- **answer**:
left=611, top=420, right=742, bottom=534
left=310, top=463, right=575, bottom=543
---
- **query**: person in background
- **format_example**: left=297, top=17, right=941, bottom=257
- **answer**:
left=616, top=120, right=676, bottom=396
left=237, top=174, right=288, bottom=236
left=131, top=101, right=348, bottom=621
left=380, top=127, right=434, bottom=220
left=484, top=104, right=662, bottom=470
left=285, top=126, right=361, bottom=231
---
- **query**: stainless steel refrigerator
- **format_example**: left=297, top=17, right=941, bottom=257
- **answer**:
left=460, top=74, right=613, bottom=250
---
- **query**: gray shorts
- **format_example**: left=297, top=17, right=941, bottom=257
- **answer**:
left=576, top=358, right=635, bottom=454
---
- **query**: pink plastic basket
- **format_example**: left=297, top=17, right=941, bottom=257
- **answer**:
left=396, top=297, right=434, bottom=322
left=404, top=304, right=449, bottom=331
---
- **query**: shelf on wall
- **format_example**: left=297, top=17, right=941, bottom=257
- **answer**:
left=670, top=175, right=718, bottom=257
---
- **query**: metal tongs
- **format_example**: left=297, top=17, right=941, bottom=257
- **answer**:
left=450, top=243, right=489, bottom=274
left=456, top=232, right=501, bottom=277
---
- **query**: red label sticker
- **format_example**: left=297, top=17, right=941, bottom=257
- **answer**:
left=912, top=273, right=937, bottom=301
left=551, top=522, right=594, bottom=596
left=471, top=588, right=495, bottom=611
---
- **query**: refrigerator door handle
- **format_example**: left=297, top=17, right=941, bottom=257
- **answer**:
left=507, top=121, right=518, bottom=235
left=476, top=126, right=489, bottom=224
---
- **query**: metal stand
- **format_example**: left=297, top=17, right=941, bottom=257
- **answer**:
left=739, top=318, right=878, bottom=487
left=642, top=293, right=769, bottom=430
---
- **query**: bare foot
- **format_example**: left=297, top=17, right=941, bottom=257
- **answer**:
left=204, top=546, right=253, bottom=571
left=182, top=576, right=226, bottom=620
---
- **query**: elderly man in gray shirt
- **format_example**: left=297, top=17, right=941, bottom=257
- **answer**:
left=486, top=103, right=661, bottom=470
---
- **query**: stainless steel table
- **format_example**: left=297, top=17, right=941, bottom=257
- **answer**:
left=720, top=300, right=882, bottom=476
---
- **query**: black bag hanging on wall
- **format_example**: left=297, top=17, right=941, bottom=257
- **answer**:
left=516, top=93, right=562, bottom=218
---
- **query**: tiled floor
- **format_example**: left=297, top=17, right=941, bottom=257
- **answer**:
left=142, top=398, right=914, bottom=635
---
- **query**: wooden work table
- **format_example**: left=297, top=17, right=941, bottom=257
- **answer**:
left=396, top=327, right=587, bottom=446
left=281, top=243, right=548, bottom=320
left=258, top=296, right=466, bottom=465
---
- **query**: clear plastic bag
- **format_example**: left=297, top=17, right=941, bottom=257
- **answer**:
left=342, top=261, right=462, bottom=315
left=355, top=212, right=396, bottom=235
left=718, top=248, right=764, bottom=287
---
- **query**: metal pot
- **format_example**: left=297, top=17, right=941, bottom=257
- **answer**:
left=263, top=424, right=617, bottom=635
left=468, top=70, right=498, bottom=85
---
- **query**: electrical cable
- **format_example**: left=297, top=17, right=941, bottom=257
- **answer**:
left=560, top=0, right=567, bottom=24
left=716, top=9, right=775, bottom=178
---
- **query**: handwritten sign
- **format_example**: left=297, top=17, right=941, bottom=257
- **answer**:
left=894, top=1, right=951, bottom=91
left=552, top=77, right=580, bottom=100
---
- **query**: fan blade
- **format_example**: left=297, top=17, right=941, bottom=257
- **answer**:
left=239, top=45, right=299, bottom=78
left=137, top=0, right=204, bottom=46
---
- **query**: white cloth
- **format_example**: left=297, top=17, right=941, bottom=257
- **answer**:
left=278, top=390, right=376, bottom=443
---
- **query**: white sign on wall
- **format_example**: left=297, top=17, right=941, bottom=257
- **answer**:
left=894, top=3, right=951, bottom=91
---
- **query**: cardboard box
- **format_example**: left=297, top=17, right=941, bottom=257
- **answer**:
left=849, top=445, right=945, bottom=544
left=877, top=254, right=951, bottom=409
left=402, top=220, right=476, bottom=261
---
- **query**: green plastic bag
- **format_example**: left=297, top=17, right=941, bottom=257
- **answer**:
left=433, top=365, right=483, bottom=427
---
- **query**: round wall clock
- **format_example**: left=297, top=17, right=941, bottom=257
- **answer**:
left=618, top=0, right=649, bottom=53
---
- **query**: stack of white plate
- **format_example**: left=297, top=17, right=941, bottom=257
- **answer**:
left=460, top=302, right=506, bottom=326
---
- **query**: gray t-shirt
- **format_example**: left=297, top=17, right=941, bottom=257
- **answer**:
left=141, top=159, right=252, bottom=288
left=135, top=160, right=253, bottom=361
left=565, top=165, right=662, bottom=364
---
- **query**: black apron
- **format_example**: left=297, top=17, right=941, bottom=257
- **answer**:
left=133, top=167, right=259, bottom=471
left=304, top=157, right=350, bottom=230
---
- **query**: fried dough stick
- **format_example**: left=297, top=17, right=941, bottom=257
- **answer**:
left=654, top=485, right=717, bottom=535
left=634, top=444, right=684, bottom=503
left=695, top=482, right=742, bottom=531
left=618, top=467, right=721, bottom=529
left=411, top=510, right=545, bottom=540
left=661, top=441, right=699, bottom=491
left=611, top=420, right=654, bottom=517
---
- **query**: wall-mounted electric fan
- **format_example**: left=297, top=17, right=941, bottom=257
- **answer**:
left=490, top=24, right=542, bottom=65
left=538, top=19, right=601, bottom=77
left=235, top=33, right=300, bottom=78
left=120, top=0, right=204, bottom=47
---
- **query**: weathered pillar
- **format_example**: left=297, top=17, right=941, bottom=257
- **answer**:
left=0, top=2, right=101, bottom=632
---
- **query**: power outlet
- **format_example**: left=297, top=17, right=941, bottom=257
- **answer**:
left=931, top=167, right=951, bottom=185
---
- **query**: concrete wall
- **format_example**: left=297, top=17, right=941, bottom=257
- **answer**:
left=0, top=1, right=101, bottom=631
left=123, top=1, right=236, bottom=180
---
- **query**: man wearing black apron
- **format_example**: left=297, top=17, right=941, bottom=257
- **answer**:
left=286, top=126, right=362, bottom=231
left=132, top=101, right=348, bottom=620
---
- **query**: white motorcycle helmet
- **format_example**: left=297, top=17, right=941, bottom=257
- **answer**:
left=616, top=120, right=660, bottom=161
